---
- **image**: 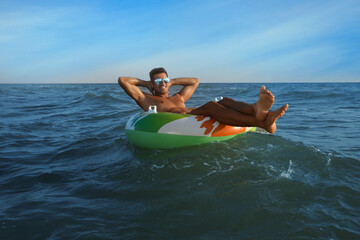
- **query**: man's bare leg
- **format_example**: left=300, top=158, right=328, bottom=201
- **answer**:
left=217, top=85, right=274, bottom=121
left=218, top=97, right=255, bottom=116
left=190, top=101, right=261, bottom=127
left=190, top=101, right=288, bottom=133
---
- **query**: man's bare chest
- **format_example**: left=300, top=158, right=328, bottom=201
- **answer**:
left=148, top=95, right=185, bottom=111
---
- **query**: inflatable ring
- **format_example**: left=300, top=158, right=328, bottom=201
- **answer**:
left=125, top=108, right=256, bottom=149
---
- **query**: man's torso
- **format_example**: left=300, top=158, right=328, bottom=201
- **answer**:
left=143, top=94, right=188, bottom=113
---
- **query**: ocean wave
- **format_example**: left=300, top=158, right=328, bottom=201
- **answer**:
left=2, top=83, right=360, bottom=239
left=84, top=91, right=121, bottom=102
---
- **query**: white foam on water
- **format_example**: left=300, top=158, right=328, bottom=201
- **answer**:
left=310, top=145, right=333, bottom=166
left=280, top=160, right=294, bottom=179
left=151, top=164, right=165, bottom=169
left=326, top=153, right=333, bottom=166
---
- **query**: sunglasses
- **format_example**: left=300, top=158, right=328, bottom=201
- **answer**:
left=154, top=78, right=170, bottom=85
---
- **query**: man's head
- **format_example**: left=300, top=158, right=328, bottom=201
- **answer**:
left=149, top=67, right=170, bottom=96
left=149, top=67, right=168, bottom=81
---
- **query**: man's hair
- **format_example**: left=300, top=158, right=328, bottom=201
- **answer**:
left=149, top=67, right=168, bottom=81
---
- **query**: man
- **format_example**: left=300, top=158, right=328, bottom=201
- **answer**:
left=118, top=67, right=288, bottom=134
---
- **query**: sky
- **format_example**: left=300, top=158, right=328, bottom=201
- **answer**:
left=0, top=0, right=360, bottom=83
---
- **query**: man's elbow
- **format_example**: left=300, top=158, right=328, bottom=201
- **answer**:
left=193, top=78, right=199, bottom=86
left=118, top=77, right=126, bottom=87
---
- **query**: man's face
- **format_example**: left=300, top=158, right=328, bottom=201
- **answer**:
left=152, top=72, right=169, bottom=94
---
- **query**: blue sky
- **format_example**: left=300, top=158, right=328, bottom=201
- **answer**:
left=0, top=0, right=359, bottom=83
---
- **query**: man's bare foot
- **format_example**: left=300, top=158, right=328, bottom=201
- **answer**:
left=254, top=85, right=275, bottom=121
left=263, top=104, right=289, bottom=134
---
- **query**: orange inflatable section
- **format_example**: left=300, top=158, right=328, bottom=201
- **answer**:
left=195, top=116, right=247, bottom=137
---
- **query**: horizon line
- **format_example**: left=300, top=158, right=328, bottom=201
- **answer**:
left=1, top=81, right=360, bottom=84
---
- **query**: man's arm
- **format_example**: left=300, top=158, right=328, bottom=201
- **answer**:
left=118, top=77, right=153, bottom=110
left=170, top=77, right=199, bottom=102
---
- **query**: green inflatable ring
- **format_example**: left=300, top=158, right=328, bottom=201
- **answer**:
left=125, top=111, right=256, bottom=149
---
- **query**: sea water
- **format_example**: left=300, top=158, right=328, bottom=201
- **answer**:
left=1, top=83, right=359, bottom=239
